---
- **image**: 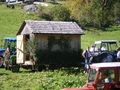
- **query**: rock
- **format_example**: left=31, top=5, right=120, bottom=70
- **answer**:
left=22, top=4, right=38, bottom=12
left=34, top=2, right=48, bottom=7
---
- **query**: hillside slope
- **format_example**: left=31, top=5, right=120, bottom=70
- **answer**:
left=0, top=5, right=40, bottom=38
left=0, top=5, right=120, bottom=49
left=82, top=27, right=120, bottom=49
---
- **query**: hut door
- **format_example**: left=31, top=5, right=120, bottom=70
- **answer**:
left=16, top=35, right=25, bottom=64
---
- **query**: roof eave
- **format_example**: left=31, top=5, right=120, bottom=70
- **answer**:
left=16, top=21, right=26, bottom=35
left=32, top=32, right=84, bottom=35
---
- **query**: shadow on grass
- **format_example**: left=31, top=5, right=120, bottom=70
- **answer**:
left=0, top=73, right=9, bottom=76
left=97, top=25, right=120, bottom=32
left=60, top=67, right=85, bottom=75
left=18, top=71, right=35, bottom=73
left=17, top=67, right=85, bottom=75
left=85, top=25, right=120, bottom=32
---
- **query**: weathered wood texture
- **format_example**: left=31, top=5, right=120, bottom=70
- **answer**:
left=17, top=20, right=84, bottom=35
left=35, top=34, right=81, bottom=51
left=16, top=20, right=84, bottom=64
left=16, top=35, right=25, bottom=64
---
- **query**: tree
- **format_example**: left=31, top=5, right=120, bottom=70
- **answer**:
left=66, top=0, right=94, bottom=26
left=91, top=0, right=119, bottom=27
left=66, top=0, right=120, bottom=28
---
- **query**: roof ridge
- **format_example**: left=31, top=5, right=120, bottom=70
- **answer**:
left=25, top=20, right=73, bottom=23
left=17, top=20, right=84, bottom=35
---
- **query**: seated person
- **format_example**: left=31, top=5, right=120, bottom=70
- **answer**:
left=101, top=44, right=107, bottom=51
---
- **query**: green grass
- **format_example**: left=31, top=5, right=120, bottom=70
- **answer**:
left=0, top=68, right=86, bottom=90
left=0, top=3, right=120, bottom=90
left=0, top=5, right=41, bottom=39
left=81, top=26, right=120, bottom=49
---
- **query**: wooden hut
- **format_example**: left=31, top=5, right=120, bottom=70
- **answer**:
left=16, top=20, right=84, bottom=65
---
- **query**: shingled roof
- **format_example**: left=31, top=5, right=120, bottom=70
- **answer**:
left=17, top=20, right=84, bottom=35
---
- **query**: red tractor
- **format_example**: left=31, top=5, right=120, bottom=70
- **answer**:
left=62, top=62, right=120, bottom=90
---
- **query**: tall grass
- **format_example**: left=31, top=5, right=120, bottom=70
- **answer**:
left=0, top=68, right=86, bottom=90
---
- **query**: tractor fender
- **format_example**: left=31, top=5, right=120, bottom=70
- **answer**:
left=61, top=87, right=94, bottom=90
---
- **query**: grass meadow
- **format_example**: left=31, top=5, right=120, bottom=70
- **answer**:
left=82, top=26, right=120, bottom=49
left=0, top=68, right=86, bottom=90
left=0, top=5, right=40, bottom=38
left=0, top=4, right=120, bottom=90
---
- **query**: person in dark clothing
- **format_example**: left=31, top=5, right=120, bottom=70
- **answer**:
left=82, top=46, right=91, bottom=70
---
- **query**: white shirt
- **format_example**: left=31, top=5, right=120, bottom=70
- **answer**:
left=101, top=47, right=106, bottom=51
left=117, top=51, right=120, bottom=59
left=90, top=47, right=98, bottom=52
left=90, top=47, right=94, bottom=52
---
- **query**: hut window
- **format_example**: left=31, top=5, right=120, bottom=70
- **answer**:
left=25, top=35, right=30, bottom=41
left=25, top=54, right=30, bottom=61
left=25, top=35, right=30, bottom=61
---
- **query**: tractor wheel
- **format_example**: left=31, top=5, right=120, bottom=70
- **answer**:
left=5, top=66, right=8, bottom=70
left=0, top=56, right=4, bottom=68
left=1, top=64, right=4, bottom=68
left=11, top=65, right=20, bottom=72
left=37, top=65, right=46, bottom=71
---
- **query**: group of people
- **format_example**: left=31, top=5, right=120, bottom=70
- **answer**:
left=82, top=46, right=120, bottom=70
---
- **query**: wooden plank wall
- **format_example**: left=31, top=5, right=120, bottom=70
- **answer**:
left=35, top=34, right=81, bottom=51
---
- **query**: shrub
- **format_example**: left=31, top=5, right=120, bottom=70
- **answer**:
left=39, top=10, right=53, bottom=21
left=36, top=49, right=84, bottom=68
left=51, top=5, right=71, bottom=21
left=38, top=6, right=53, bottom=21
left=0, top=1, right=5, bottom=5
left=0, top=0, right=4, bottom=2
